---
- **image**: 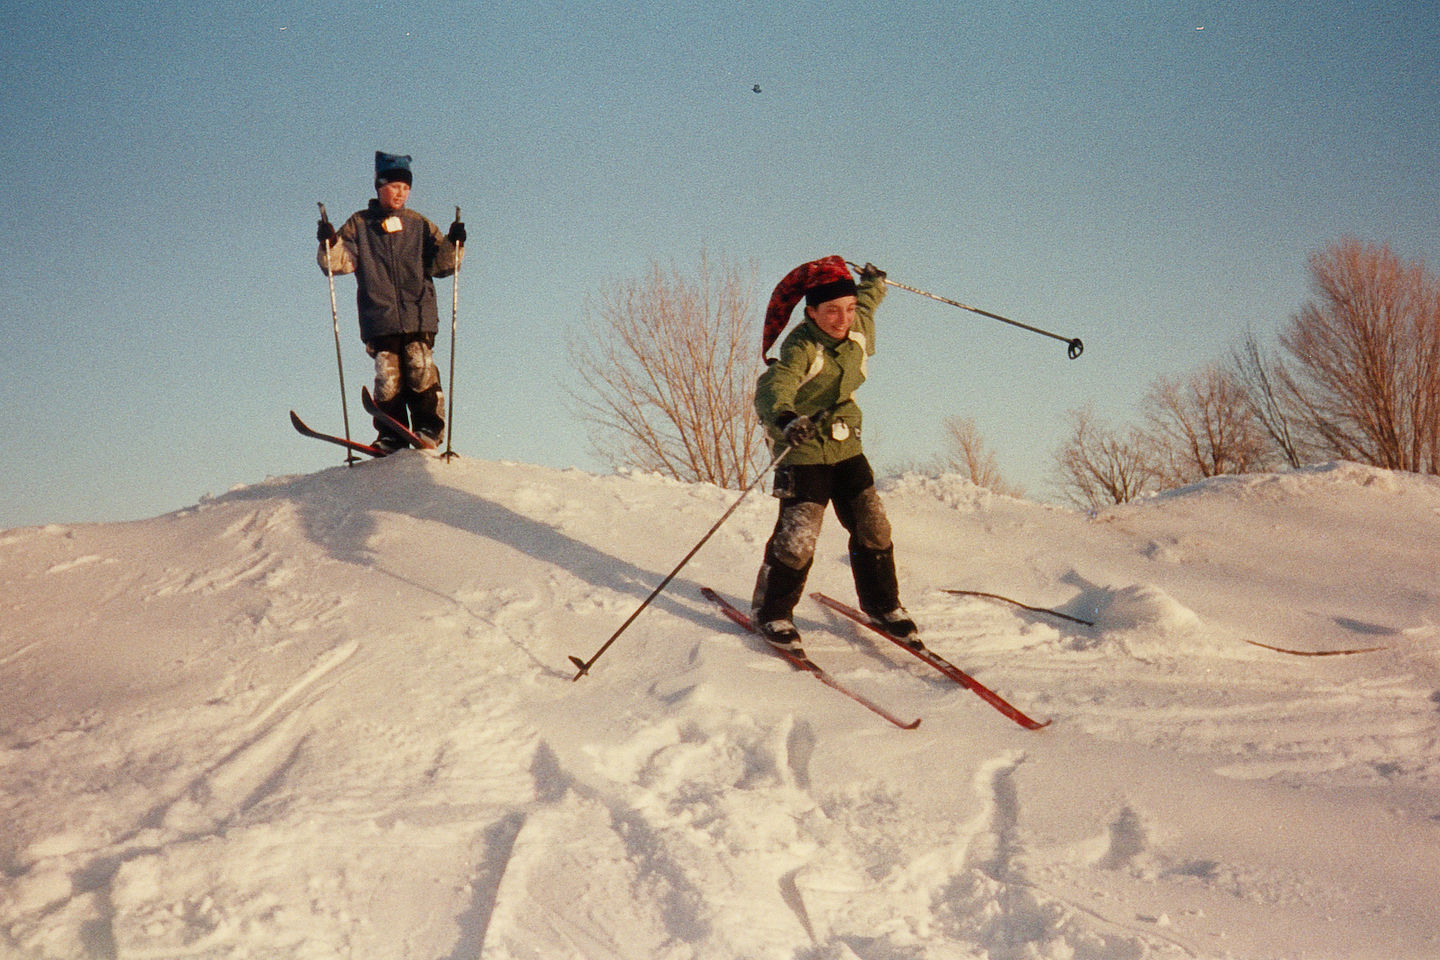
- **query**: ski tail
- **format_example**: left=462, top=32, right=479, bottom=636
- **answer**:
left=702, top=588, right=920, bottom=730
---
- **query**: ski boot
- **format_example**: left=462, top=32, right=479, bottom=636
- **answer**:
left=373, top=434, right=406, bottom=457
left=868, top=607, right=923, bottom=650
left=756, top=617, right=804, bottom=655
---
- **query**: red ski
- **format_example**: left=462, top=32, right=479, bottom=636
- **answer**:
left=701, top=588, right=920, bottom=730
left=290, top=411, right=384, bottom=458
left=361, top=386, right=437, bottom=450
left=812, top=592, right=1050, bottom=731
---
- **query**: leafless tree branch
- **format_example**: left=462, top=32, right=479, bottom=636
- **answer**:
left=1051, top=406, right=1161, bottom=508
left=1277, top=238, right=1440, bottom=474
left=567, top=254, right=768, bottom=488
left=936, top=416, right=1025, bottom=497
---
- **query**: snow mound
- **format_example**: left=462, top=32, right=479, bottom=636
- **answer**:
left=3, top=455, right=1439, bottom=959
left=880, top=472, right=1022, bottom=512
left=1147, top=460, right=1440, bottom=507
left=1089, top=583, right=1201, bottom=634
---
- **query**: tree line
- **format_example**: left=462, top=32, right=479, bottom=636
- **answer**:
left=1055, top=237, right=1440, bottom=507
left=569, top=239, right=1440, bottom=506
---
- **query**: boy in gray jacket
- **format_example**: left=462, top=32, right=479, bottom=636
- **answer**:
left=317, top=152, right=464, bottom=452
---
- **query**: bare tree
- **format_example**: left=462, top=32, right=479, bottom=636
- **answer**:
left=1278, top=238, right=1440, bottom=473
left=1142, top=364, right=1269, bottom=486
left=1227, top=330, right=1305, bottom=468
left=937, top=415, right=1024, bottom=496
left=1052, top=406, right=1160, bottom=508
left=568, top=254, right=768, bottom=488
left=1050, top=239, right=1440, bottom=502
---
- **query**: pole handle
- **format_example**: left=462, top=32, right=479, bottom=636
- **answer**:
left=317, top=201, right=330, bottom=225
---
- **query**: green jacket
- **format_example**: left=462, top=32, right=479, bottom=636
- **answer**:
left=755, top=275, right=886, bottom=465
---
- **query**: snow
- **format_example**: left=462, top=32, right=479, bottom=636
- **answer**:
left=2, top=454, right=1438, bottom=959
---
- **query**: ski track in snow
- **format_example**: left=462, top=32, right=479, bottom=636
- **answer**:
left=1, top=456, right=1439, bottom=958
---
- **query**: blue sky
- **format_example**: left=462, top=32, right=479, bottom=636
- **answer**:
left=2, top=0, right=1436, bottom=527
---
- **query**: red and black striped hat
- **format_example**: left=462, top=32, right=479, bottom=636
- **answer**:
left=761, top=255, right=856, bottom=357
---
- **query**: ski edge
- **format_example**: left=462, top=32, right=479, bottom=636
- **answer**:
left=811, top=592, right=1051, bottom=731
left=701, top=588, right=920, bottom=731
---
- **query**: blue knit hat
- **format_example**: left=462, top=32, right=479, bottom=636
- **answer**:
left=374, top=151, right=413, bottom=187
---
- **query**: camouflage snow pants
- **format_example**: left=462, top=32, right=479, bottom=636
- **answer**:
left=366, top=333, right=445, bottom=445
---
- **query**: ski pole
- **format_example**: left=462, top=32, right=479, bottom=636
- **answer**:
left=569, top=438, right=802, bottom=680
left=318, top=202, right=358, bottom=465
left=442, top=205, right=461, bottom=462
left=847, top=262, right=1084, bottom=359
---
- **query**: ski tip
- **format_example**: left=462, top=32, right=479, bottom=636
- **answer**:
left=902, top=717, right=922, bottom=730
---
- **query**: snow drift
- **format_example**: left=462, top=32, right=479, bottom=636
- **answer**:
left=2, top=455, right=1438, bottom=959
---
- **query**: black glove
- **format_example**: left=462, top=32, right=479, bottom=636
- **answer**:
left=448, top=219, right=466, bottom=245
left=317, top=219, right=337, bottom=246
left=859, top=262, right=886, bottom=280
left=776, top=412, right=816, bottom=445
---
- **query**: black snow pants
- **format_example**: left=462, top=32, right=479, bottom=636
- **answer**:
left=750, top=454, right=900, bottom=623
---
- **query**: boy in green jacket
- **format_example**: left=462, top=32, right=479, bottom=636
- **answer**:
left=750, top=256, right=917, bottom=654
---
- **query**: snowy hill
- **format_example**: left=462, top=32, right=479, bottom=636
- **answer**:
left=2, top=455, right=1438, bottom=960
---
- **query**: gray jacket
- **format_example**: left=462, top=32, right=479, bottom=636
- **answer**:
left=317, top=200, right=462, bottom=341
